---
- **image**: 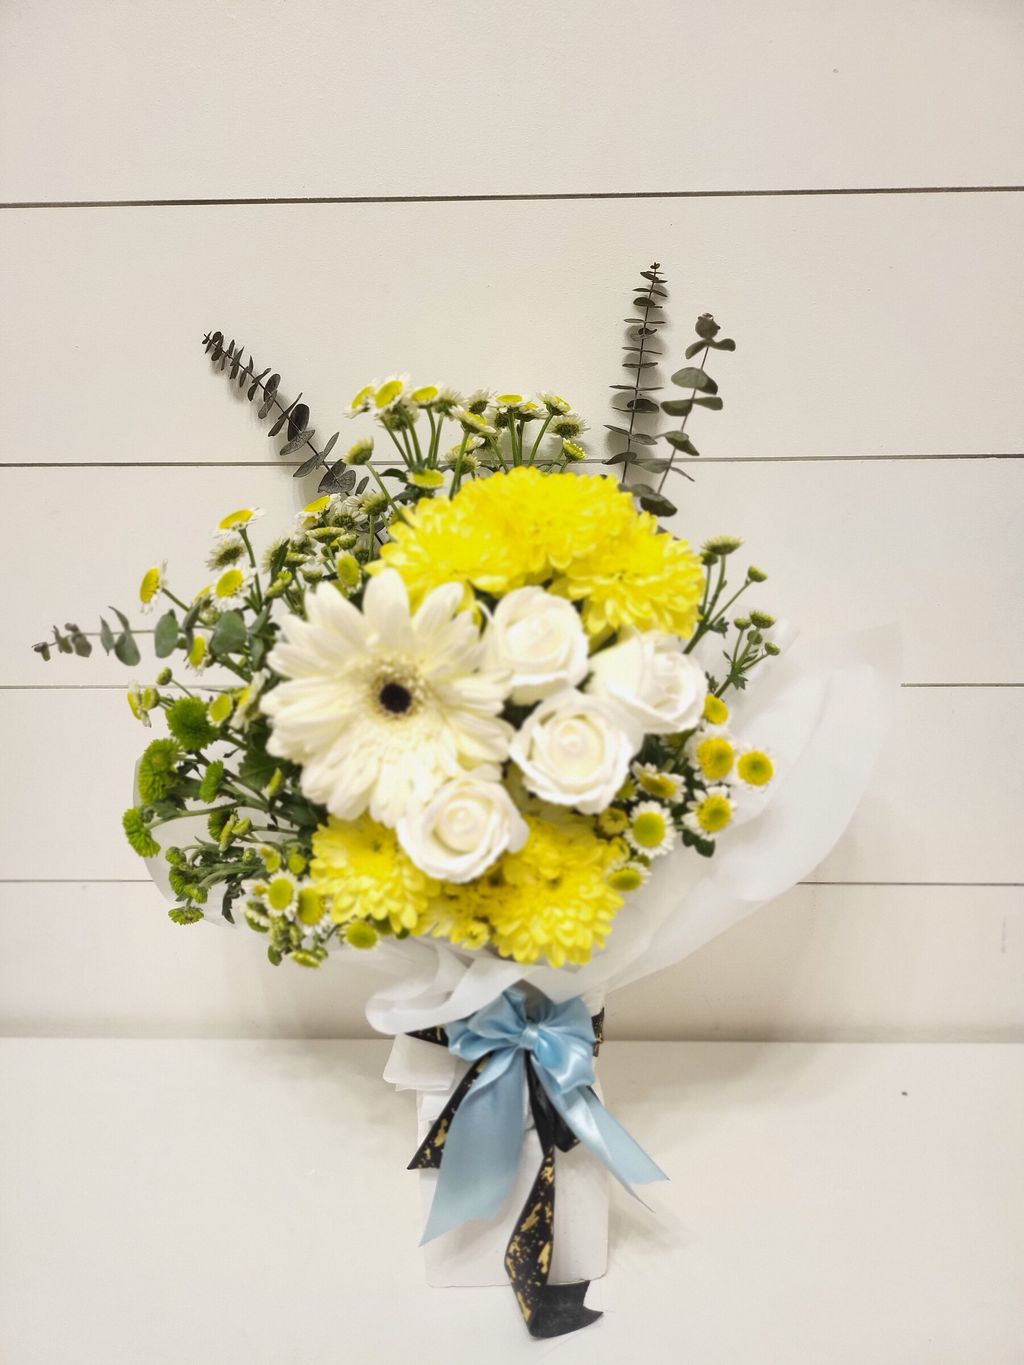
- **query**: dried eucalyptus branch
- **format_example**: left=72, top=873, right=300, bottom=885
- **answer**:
left=604, top=264, right=677, bottom=518
left=202, top=331, right=352, bottom=494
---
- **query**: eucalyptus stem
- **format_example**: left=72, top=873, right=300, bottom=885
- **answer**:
left=657, top=343, right=709, bottom=494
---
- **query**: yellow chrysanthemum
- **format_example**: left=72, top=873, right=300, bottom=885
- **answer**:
left=437, top=814, right=623, bottom=969
left=310, top=816, right=436, bottom=934
left=555, top=511, right=705, bottom=639
left=372, top=468, right=640, bottom=607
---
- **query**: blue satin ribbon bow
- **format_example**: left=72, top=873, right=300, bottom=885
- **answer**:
left=421, top=988, right=667, bottom=1244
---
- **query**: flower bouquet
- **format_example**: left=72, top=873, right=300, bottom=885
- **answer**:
left=37, top=266, right=897, bottom=1338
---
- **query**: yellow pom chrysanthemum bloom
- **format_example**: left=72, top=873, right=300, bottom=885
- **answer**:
left=434, top=813, right=623, bottom=969
left=311, top=816, right=437, bottom=934
left=554, top=510, right=705, bottom=640
left=373, top=467, right=703, bottom=638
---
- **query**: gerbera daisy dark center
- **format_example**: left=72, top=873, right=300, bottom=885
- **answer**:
left=378, top=681, right=414, bottom=714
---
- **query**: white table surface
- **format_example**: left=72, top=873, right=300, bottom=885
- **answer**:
left=1, top=1039, right=1021, bottom=1365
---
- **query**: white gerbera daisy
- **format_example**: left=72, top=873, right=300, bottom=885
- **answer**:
left=263, top=569, right=513, bottom=826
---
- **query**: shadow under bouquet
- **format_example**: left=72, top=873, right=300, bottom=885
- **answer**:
left=37, top=270, right=898, bottom=1339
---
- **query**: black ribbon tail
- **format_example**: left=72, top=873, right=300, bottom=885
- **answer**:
left=406, top=1010, right=607, bottom=1338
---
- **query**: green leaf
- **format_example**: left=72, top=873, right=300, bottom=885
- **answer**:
left=154, top=609, right=179, bottom=658
left=671, top=367, right=718, bottom=394
left=99, top=617, right=116, bottom=654
left=661, top=395, right=723, bottom=416
left=708, top=337, right=736, bottom=351
left=210, top=611, right=247, bottom=656
left=633, top=456, right=671, bottom=473
left=695, top=314, right=720, bottom=340
left=113, top=629, right=141, bottom=666
left=33, top=641, right=52, bottom=661
left=684, top=340, right=708, bottom=359
left=663, top=431, right=700, bottom=455
left=631, top=484, right=677, bottom=517
left=617, top=397, right=660, bottom=413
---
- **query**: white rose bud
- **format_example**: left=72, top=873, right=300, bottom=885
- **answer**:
left=586, top=630, right=707, bottom=736
left=509, top=689, right=636, bottom=814
left=397, top=775, right=528, bottom=883
left=483, top=586, right=589, bottom=704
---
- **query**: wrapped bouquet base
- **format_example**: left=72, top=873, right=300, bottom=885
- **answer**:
left=387, top=1029, right=610, bottom=1291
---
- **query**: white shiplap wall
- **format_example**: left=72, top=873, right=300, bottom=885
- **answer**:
left=1, top=0, right=1021, bottom=1041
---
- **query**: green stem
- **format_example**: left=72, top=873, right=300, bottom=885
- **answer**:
left=450, top=432, right=470, bottom=496
left=160, top=588, right=190, bottom=612
left=527, top=413, right=553, bottom=465
left=657, top=342, right=709, bottom=494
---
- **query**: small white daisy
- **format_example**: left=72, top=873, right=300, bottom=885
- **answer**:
left=627, top=801, right=677, bottom=858
left=682, top=785, right=735, bottom=841
left=632, top=763, right=683, bottom=802
left=211, top=565, right=252, bottom=607
left=214, top=507, right=264, bottom=537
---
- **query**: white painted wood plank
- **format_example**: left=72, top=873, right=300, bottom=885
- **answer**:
left=1, top=1, right=1022, bottom=200
left=1, top=686, right=1020, bottom=883
left=5, top=459, right=1022, bottom=684
left=2, top=1039, right=1021, bottom=1363
left=1, top=194, right=1022, bottom=465
left=1, top=881, right=1020, bottom=1042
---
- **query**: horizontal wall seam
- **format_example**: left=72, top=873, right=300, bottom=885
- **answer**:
left=1, top=185, right=1022, bottom=210
left=2, top=454, right=1021, bottom=470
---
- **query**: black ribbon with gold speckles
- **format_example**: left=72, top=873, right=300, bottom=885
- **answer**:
left=407, top=1010, right=605, bottom=1338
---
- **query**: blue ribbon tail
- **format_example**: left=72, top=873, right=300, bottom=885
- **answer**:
left=542, top=1078, right=668, bottom=1194
left=420, top=1050, right=525, bottom=1244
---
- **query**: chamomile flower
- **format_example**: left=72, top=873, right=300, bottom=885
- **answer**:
left=211, top=565, right=251, bottom=606
left=345, top=383, right=375, bottom=418
left=736, top=748, right=774, bottom=787
left=408, top=469, right=446, bottom=490
left=452, top=406, right=497, bottom=438
left=691, top=732, right=736, bottom=782
left=234, top=670, right=268, bottom=729
left=373, top=374, right=409, bottom=412
left=344, top=437, right=374, bottom=465
left=596, top=806, right=630, bottom=837
left=138, top=563, right=166, bottom=614
left=549, top=412, right=588, bottom=440
left=683, top=786, right=735, bottom=840
left=207, top=535, right=247, bottom=572
left=627, top=801, right=677, bottom=858
left=263, top=872, right=299, bottom=917
left=433, top=386, right=463, bottom=415
left=360, top=489, right=390, bottom=518
left=703, top=694, right=729, bottom=725
left=462, top=389, right=493, bottom=415
left=127, top=682, right=154, bottom=727
left=561, top=440, right=588, bottom=462
left=215, top=507, right=264, bottom=536
left=539, top=392, right=572, bottom=415
left=608, top=861, right=650, bottom=892
left=632, top=763, right=683, bottom=801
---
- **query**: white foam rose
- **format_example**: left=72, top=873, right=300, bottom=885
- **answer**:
left=396, top=774, right=528, bottom=883
left=483, top=586, right=589, bottom=704
left=586, top=630, right=707, bottom=736
left=509, top=689, right=637, bottom=814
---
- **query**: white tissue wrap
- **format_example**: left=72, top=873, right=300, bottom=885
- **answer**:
left=368, top=624, right=901, bottom=1036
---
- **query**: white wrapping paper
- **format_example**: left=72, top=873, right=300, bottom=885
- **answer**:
left=368, top=624, right=901, bottom=1035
